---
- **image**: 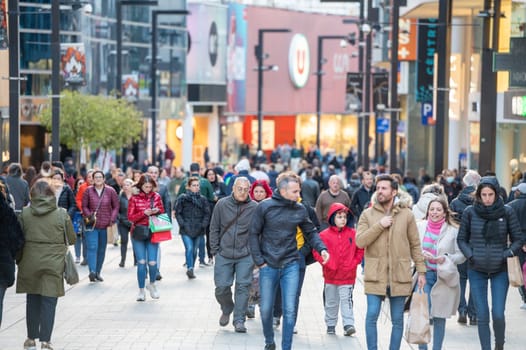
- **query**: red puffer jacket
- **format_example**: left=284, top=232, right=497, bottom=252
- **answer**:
left=128, top=191, right=164, bottom=227
left=313, top=202, right=364, bottom=285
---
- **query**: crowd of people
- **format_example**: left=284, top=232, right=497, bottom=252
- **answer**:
left=0, top=150, right=526, bottom=350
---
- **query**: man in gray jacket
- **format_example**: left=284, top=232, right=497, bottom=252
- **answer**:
left=210, top=177, right=257, bottom=333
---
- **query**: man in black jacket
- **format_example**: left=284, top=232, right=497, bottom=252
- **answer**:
left=350, top=171, right=374, bottom=220
left=250, top=172, right=329, bottom=350
left=210, top=177, right=257, bottom=333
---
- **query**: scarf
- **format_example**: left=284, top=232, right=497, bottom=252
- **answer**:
left=473, top=197, right=506, bottom=242
left=426, top=218, right=445, bottom=235
left=185, top=191, right=204, bottom=209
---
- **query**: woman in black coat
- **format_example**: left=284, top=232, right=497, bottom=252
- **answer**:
left=457, top=176, right=523, bottom=350
left=0, top=181, right=24, bottom=327
left=117, top=178, right=134, bottom=267
left=174, top=176, right=210, bottom=279
left=203, top=168, right=227, bottom=263
left=51, top=169, right=76, bottom=219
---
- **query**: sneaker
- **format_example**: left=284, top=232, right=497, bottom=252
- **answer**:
left=469, top=317, right=478, bottom=326
left=80, top=259, right=88, bottom=266
left=458, top=312, right=467, bottom=324
left=146, top=283, right=160, bottom=299
left=219, top=313, right=230, bottom=327
left=41, top=342, right=54, bottom=350
left=264, top=343, right=276, bottom=350
left=234, top=321, right=247, bottom=333
left=343, top=325, right=356, bottom=336
left=272, top=316, right=280, bottom=328
left=75, top=257, right=80, bottom=264
left=521, top=303, right=526, bottom=310
left=95, top=273, right=104, bottom=282
left=136, top=289, right=146, bottom=302
left=186, top=268, right=196, bottom=279
left=327, top=326, right=336, bottom=335
left=23, top=338, right=36, bottom=350
left=88, top=272, right=97, bottom=282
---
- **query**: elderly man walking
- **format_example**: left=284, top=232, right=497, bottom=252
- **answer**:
left=250, top=172, right=329, bottom=350
left=315, top=174, right=352, bottom=230
left=210, top=177, right=257, bottom=333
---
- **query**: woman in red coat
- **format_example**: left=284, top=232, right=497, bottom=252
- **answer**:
left=127, top=174, right=164, bottom=302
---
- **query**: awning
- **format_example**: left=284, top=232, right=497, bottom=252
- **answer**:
left=401, top=0, right=484, bottom=19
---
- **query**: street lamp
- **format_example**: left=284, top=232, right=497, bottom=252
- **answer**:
left=255, top=28, right=290, bottom=152
left=315, top=34, right=355, bottom=149
left=116, top=1, right=158, bottom=96
left=389, top=0, right=401, bottom=172
left=151, top=9, right=189, bottom=163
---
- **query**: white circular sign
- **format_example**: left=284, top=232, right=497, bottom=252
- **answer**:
left=288, top=34, right=310, bottom=89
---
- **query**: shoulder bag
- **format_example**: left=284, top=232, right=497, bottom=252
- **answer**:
left=83, top=187, right=105, bottom=231
left=61, top=209, right=79, bottom=285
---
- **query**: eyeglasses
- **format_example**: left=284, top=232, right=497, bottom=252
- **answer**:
left=235, top=187, right=250, bottom=193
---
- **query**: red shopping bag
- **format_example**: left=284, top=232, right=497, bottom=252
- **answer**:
left=151, top=230, right=172, bottom=243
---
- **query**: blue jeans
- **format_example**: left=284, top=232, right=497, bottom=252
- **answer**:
left=131, top=238, right=159, bottom=288
left=457, top=261, right=476, bottom=317
left=214, top=254, right=254, bottom=323
left=181, top=234, right=200, bottom=269
left=273, top=251, right=306, bottom=325
left=365, top=293, right=405, bottom=350
left=468, top=269, right=509, bottom=350
left=85, top=228, right=107, bottom=274
left=26, top=294, right=57, bottom=342
left=198, top=235, right=206, bottom=263
left=259, top=261, right=299, bottom=350
left=418, top=271, right=446, bottom=350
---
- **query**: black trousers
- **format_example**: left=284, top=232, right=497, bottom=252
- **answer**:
left=26, top=294, right=58, bottom=342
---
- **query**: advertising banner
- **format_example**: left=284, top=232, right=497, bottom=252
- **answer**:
left=122, top=74, right=139, bottom=102
left=226, top=3, right=247, bottom=113
left=61, top=43, right=86, bottom=85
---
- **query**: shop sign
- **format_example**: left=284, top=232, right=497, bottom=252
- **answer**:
left=416, top=19, right=438, bottom=103
left=502, top=90, right=526, bottom=123
left=288, top=33, right=310, bottom=89
left=398, top=19, right=417, bottom=61
left=494, top=37, right=526, bottom=88
left=122, top=74, right=139, bottom=102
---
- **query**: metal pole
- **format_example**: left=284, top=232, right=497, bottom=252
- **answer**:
left=257, top=29, right=264, bottom=152
left=151, top=12, right=158, bottom=163
left=116, top=0, right=122, bottom=96
left=51, top=0, right=60, bottom=161
left=357, top=0, right=365, bottom=167
left=363, top=0, right=372, bottom=170
left=316, top=36, right=323, bottom=150
left=389, top=1, right=400, bottom=171
left=8, top=0, right=20, bottom=163
left=434, top=0, right=452, bottom=176
left=478, top=0, right=500, bottom=173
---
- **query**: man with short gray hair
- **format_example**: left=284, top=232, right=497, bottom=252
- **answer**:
left=210, top=177, right=257, bottom=333
left=315, top=174, right=352, bottom=230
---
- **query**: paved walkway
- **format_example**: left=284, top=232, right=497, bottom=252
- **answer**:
left=1, top=231, right=526, bottom=349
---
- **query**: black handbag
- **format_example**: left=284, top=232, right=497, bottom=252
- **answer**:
left=133, top=225, right=151, bottom=241
left=83, top=188, right=105, bottom=232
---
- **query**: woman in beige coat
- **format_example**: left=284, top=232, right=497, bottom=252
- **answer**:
left=17, top=180, right=75, bottom=350
left=416, top=197, right=465, bottom=350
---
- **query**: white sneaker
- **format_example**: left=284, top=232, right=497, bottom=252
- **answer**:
left=147, top=283, right=160, bottom=299
left=136, top=289, right=146, bottom=302
left=23, top=339, right=36, bottom=350
left=521, top=303, right=526, bottom=310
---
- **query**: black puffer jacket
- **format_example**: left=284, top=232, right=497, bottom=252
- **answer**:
left=457, top=204, right=523, bottom=274
left=57, top=185, right=76, bottom=219
left=450, top=186, right=475, bottom=224
left=249, top=191, right=327, bottom=268
left=174, top=191, right=210, bottom=238
left=117, top=192, right=132, bottom=230
left=0, top=196, right=24, bottom=287
left=508, top=194, right=526, bottom=235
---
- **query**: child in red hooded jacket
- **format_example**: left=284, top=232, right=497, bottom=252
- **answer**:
left=313, top=202, right=364, bottom=336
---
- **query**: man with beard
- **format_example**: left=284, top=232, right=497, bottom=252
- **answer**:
left=356, top=174, right=426, bottom=350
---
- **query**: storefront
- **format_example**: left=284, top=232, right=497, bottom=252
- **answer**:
left=223, top=4, right=359, bottom=164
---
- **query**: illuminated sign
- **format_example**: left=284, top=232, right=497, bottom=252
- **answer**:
left=288, top=34, right=310, bottom=89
